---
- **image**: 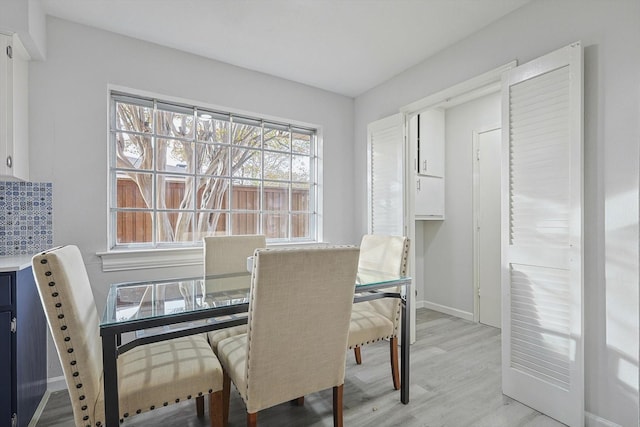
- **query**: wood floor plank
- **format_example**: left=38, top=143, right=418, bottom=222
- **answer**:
left=34, top=309, right=566, bottom=427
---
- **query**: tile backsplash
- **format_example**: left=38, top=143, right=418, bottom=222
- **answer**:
left=0, top=181, right=53, bottom=256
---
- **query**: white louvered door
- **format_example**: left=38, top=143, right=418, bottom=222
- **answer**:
left=501, top=43, right=583, bottom=426
left=367, top=113, right=405, bottom=235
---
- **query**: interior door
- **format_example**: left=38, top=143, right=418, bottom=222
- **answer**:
left=367, top=113, right=405, bottom=235
left=501, top=42, right=583, bottom=426
left=367, top=113, right=417, bottom=343
left=477, top=128, right=501, bottom=328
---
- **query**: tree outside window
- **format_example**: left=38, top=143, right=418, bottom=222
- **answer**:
left=110, top=93, right=316, bottom=248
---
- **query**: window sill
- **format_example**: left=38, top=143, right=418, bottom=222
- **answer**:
left=97, top=241, right=326, bottom=272
left=97, top=247, right=204, bottom=272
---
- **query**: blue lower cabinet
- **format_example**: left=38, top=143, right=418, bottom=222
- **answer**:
left=0, top=267, right=46, bottom=427
left=0, top=311, right=12, bottom=426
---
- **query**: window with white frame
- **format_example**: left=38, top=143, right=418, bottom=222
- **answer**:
left=109, top=92, right=318, bottom=249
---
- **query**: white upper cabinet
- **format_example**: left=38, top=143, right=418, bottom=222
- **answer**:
left=417, top=108, right=444, bottom=177
left=0, top=33, right=29, bottom=181
left=409, top=112, right=445, bottom=220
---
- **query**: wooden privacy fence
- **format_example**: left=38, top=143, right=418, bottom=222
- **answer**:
left=116, top=179, right=310, bottom=243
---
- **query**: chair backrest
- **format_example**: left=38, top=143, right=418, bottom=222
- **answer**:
left=203, top=235, right=266, bottom=295
left=243, top=246, right=360, bottom=413
left=203, top=235, right=266, bottom=274
left=358, top=234, right=410, bottom=325
left=32, top=245, right=103, bottom=427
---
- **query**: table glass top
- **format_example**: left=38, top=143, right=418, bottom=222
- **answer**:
left=101, top=269, right=409, bottom=327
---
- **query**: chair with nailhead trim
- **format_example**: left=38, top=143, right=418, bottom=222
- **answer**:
left=203, top=235, right=266, bottom=354
left=31, top=245, right=225, bottom=427
left=216, top=246, right=360, bottom=427
left=348, top=234, right=410, bottom=390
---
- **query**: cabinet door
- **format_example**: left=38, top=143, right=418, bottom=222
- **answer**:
left=16, top=267, right=46, bottom=427
left=417, top=109, right=444, bottom=177
left=0, top=34, right=29, bottom=181
left=0, top=34, right=11, bottom=177
left=0, top=311, right=12, bottom=426
left=10, top=35, right=28, bottom=181
left=415, top=175, right=444, bottom=218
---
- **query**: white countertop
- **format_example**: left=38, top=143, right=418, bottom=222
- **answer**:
left=0, top=254, right=35, bottom=272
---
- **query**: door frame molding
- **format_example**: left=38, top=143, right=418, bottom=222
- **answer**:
left=472, top=124, right=501, bottom=324
left=399, top=61, right=516, bottom=328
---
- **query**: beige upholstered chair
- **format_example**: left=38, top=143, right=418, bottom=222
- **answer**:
left=204, top=235, right=266, bottom=353
left=32, top=245, right=225, bottom=427
left=216, top=246, right=360, bottom=427
left=348, top=234, right=410, bottom=390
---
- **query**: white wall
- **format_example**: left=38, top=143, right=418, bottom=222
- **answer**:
left=421, top=92, right=500, bottom=317
left=354, top=1, right=639, bottom=425
left=28, top=17, right=356, bottom=380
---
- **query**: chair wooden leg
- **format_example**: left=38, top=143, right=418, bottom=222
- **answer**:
left=247, top=412, right=257, bottom=427
left=196, top=395, right=205, bottom=417
left=390, top=336, right=400, bottom=390
left=354, top=346, right=362, bottom=365
left=223, top=371, right=231, bottom=426
left=333, top=384, right=344, bottom=427
left=290, top=396, right=304, bottom=406
left=209, top=391, right=224, bottom=427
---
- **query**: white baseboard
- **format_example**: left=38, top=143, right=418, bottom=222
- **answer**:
left=421, top=300, right=474, bottom=321
left=47, top=375, right=68, bottom=392
left=585, top=412, right=622, bottom=427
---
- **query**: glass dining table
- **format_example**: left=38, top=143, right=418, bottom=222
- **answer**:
left=100, top=268, right=411, bottom=426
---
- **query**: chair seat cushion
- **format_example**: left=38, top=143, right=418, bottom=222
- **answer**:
left=208, top=324, right=248, bottom=353
left=97, top=334, right=223, bottom=420
left=348, top=307, right=394, bottom=348
left=217, top=334, right=249, bottom=398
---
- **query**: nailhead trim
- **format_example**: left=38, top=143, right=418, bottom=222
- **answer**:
left=38, top=254, right=94, bottom=426
left=38, top=249, right=222, bottom=426
left=351, top=237, right=409, bottom=350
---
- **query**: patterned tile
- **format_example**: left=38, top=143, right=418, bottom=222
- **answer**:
left=0, top=181, right=53, bottom=256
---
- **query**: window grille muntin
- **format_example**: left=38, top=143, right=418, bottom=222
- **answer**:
left=109, top=91, right=317, bottom=249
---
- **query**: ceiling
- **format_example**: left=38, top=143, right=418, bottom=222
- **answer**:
left=38, top=0, right=530, bottom=97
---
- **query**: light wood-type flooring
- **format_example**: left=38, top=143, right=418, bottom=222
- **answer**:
left=35, top=309, right=566, bottom=427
